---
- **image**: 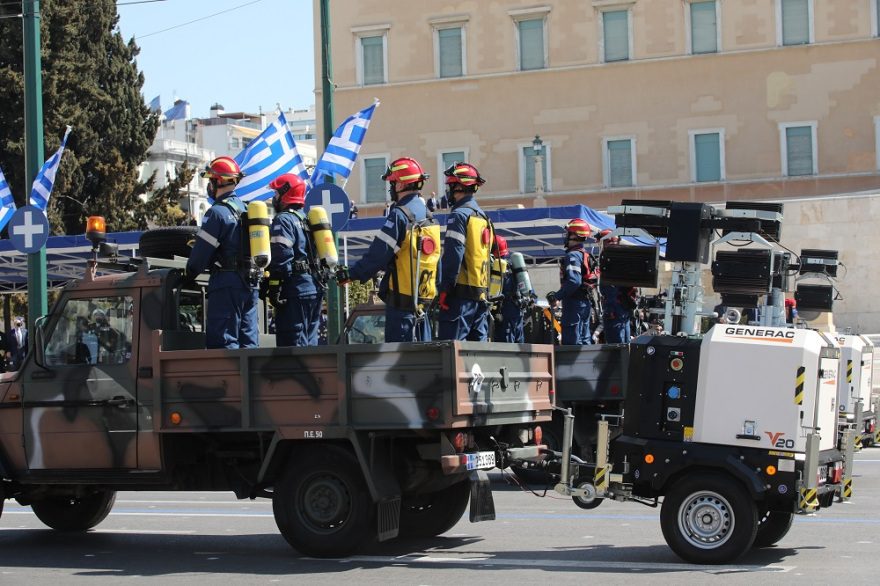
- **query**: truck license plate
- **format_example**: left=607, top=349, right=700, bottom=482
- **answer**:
left=466, top=451, right=496, bottom=470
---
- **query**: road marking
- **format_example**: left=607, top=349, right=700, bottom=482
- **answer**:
left=340, top=555, right=795, bottom=574
left=116, top=500, right=271, bottom=506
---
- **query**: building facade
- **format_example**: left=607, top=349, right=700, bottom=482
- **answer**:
left=315, top=0, right=880, bottom=214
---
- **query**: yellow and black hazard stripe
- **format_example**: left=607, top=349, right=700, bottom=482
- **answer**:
left=795, top=366, right=806, bottom=405
left=594, top=466, right=609, bottom=491
left=846, top=360, right=853, bottom=384
left=842, top=478, right=853, bottom=499
left=855, top=435, right=863, bottom=450
left=799, top=487, right=819, bottom=510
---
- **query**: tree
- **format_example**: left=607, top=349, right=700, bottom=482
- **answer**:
left=0, top=0, right=160, bottom=236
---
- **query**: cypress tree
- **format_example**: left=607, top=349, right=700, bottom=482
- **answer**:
left=0, top=0, right=164, bottom=235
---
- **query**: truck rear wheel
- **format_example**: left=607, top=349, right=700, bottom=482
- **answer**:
left=272, top=446, right=374, bottom=558
left=660, top=473, right=757, bottom=564
left=753, top=510, right=793, bottom=547
left=30, top=490, right=116, bottom=532
left=399, top=480, right=470, bottom=538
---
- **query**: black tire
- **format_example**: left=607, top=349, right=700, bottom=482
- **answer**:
left=753, top=510, right=794, bottom=548
left=399, top=480, right=470, bottom=538
left=272, top=445, right=375, bottom=558
left=31, top=490, right=116, bottom=532
left=138, top=226, right=198, bottom=260
left=660, top=472, right=758, bottom=564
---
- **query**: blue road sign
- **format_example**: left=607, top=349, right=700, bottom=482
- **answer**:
left=305, top=183, right=352, bottom=232
left=8, top=205, right=50, bottom=254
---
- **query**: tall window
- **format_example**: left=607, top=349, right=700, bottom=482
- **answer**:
left=360, top=35, right=386, bottom=85
left=781, top=123, right=817, bottom=176
left=362, top=156, right=388, bottom=203
left=690, top=1, right=718, bottom=54
left=602, top=10, right=630, bottom=62
left=436, top=26, right=464, bottom=78
left=517, top=18, right=546, bottom=70
left=691, top=131, right=724, bottom=182
left=439, top=150, right=467, bottom=193
left=604, top=138, right=635, bottom=188
left=874, top=0, right=880, bottom=37
left=521, top=145, right=550, bottom=193
left=779, top=0, right=812, bottom=46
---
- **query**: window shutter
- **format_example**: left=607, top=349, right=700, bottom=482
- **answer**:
left=361, top=36, right=384, bottom=85
left=442, top=151, right=465, bottom=171
left=608, top=140, right=633, bottom=187
left=782, top=0, right=809, bottom=45
left=438, top=27, right=463, bottom=78
left=518, top=19, right=545, bottom=70
left=364, top=158, right=387, bottom=203
left=786, top=126, right=813, bottom=176
left=690, top=1, right=717, bottom=54
left=694, top=133, right=721, bottom=182
left=603, top=10, right=629, bottom=62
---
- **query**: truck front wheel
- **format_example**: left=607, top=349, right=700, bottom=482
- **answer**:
left=30, top=490, right=116, bottom=531
left=753, top=510, right=794, bottom=547
left=399, top=480, right=470, bottom=538
left=660, top=473, right=757, bottom=564
left=273, top=446, right=374, bottom=557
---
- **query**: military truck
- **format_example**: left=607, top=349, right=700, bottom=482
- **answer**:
left=0, top=232, right=553, bottom=558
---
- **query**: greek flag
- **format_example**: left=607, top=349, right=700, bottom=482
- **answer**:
left=29, top=126, right=71, bottom=212
left=311, top=100, right=379, bottom=187
left=0, top=164, right=16, bottom=232
left=233, top=112, right=310, bottom=202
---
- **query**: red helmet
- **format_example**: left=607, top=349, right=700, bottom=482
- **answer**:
left=382, top=157, right=428, bottom=189
left=444, top=162, right=485, bottom=189
left=565, top=218, right=592, bottom=239
left=202, top=156, right=243, bottom=184
left=493, top=234, right=509, bottom=258
left=269, top=173, right=307, bottom=207
left=596, top=228, right=619, bottom=244
left=785, top=298, right=797, bottom=308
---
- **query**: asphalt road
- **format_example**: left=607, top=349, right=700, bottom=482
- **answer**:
left=1, top=451, right=879, bottom=585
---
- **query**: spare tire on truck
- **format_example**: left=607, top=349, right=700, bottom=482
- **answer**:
left=138, top=226, right=198, bottom=260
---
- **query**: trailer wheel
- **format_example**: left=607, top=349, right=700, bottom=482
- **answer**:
left=138, top=226, right=198, bottom=260
left=30, top=490, right=116, bottom=532
left=660, top=473, right=757, bottom=564
left=272, top=446, right=374, bottom=557
left=572, top=481, right=603, bottom=510
left=399, top=480, right=471, bottom=538
left=752, top=510, right=793, bottom=547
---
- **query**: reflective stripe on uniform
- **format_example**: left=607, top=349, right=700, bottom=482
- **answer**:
left=197, top=229, right=220, bottom=248
left=271, top=235, right=293, bottom=247
left=376, top=230, right=401, bottom=252
left=446, top=230, right=466, bottom=244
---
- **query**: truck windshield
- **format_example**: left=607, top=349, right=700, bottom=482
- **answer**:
left=347, top=313, right=385, bottom=344
left=44, top=296, right=134, bottom=366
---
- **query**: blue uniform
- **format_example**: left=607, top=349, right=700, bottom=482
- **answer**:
left=269, top=208, right=323, bottom=347
left=601, top=284, right=632, bottom=344
left=438, top=195, right=490, bottom=341
left=493, top=269, right=526, bottom=343
left=349, top=194, right=431, bottom=343
left=554, top=246, right=593, bottom=345
left=186, top=194, right=259, bottom=349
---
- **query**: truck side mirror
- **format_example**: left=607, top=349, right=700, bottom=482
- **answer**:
left=32, top=315, right=48, bottom=369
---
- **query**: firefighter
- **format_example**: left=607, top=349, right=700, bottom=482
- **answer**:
left=185, top=156, right=259, bottom=349
left=337, top=157, right=440, bottom=342
left=596, top=229, right=637, bottom=344
left=546, top=219, right=597, bottom=345
left=437, top=162, right=493, bottom=341
left=491, top=235, right=529, bottom=343
left=265, top=173, right=323, bottom=347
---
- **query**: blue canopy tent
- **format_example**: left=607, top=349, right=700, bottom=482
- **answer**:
left=0, top=205, right=664, bottom=293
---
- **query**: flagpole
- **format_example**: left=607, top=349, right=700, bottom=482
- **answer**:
left=23, top=0, right=47, bottom=330
left=320, top=0, right=343, bottom=342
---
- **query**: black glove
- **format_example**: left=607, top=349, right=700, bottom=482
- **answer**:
left=267, top=278, right=285, bottom=308
left=258, top=277, right=270, bottom=300
left=336, top=265, right=352, bottom=285
left=546, top=291, right=557, bottom=305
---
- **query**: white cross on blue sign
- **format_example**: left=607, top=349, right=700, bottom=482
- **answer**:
left=305, top=183, right=351, bottom=232
left=9, top=205, right=50, bottom=254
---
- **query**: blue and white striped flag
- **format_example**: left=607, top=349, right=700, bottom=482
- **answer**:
left=233, top=112, right=310, bottom=202
left=0, top=164, right=16, bottom=232
left=310, top=100, right=379, bottom=188
left=29, top=125, right=72, bottom=212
